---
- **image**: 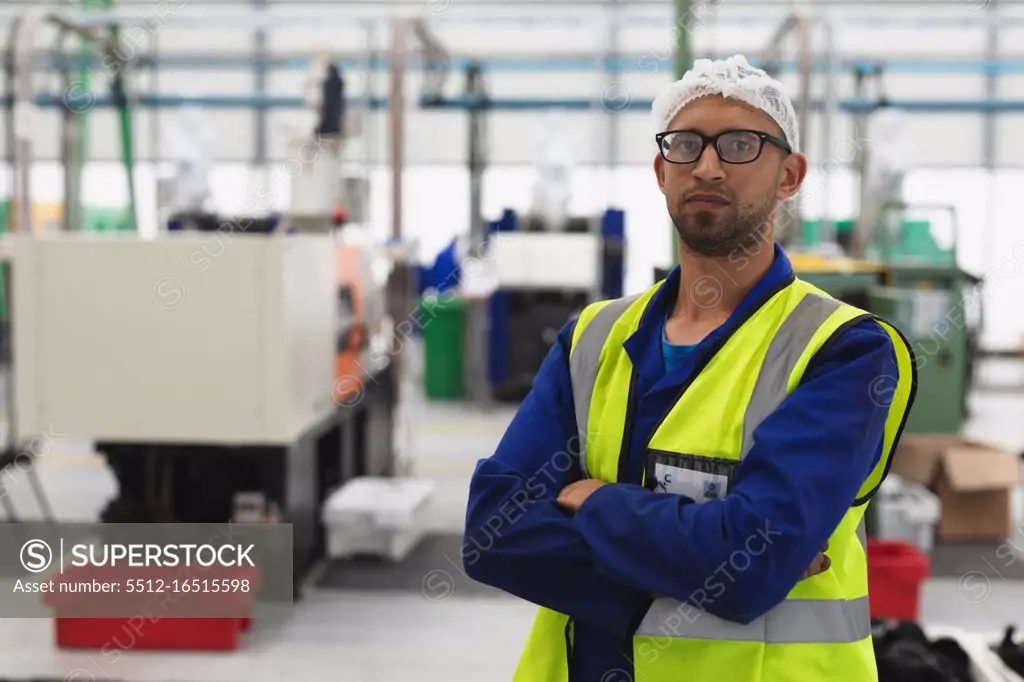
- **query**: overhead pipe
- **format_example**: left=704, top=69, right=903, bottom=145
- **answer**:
left=0, top=9, right=1016, bottom=30
left=21, top=92, right=1024, bottom=112
left=16, top=54, right=1024, bottom=75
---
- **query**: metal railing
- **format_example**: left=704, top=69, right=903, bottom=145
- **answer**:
left=0, top=8, right=1016, bottom=29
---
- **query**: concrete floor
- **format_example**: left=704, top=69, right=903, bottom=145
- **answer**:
left=1, top=355, right=1023, bottom=681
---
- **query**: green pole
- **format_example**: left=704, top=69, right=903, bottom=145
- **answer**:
left=110, top=24, right=139, bottom=232
left=77, top=0, right=114, bottom=177
left=69, top=0, right=116, bottom=231
left=670, top=0, right=693, bottom=267
left=674, top=0, right=693, bottom=81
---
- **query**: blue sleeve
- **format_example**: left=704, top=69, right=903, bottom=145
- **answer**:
left=573, top=319, right=896, bottom=624
left=463, top=319, right=654, bottom=640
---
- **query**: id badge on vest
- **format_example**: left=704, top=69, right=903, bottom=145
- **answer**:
left=645, top=451, right=739, bottom=502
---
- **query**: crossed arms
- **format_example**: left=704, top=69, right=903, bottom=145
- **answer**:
left=462, top=318, right=895, bottom=637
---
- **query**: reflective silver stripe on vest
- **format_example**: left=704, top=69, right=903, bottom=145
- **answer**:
left=636, top=596, right=871, bottom=644
left=739, top=293, right=842, bottom=459
left=569, top=294, right=641, bottom=478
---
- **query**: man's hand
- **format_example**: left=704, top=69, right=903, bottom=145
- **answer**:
left=556, top=479, right=608, bottom=513
left=800, top=542, right=831, bottom=581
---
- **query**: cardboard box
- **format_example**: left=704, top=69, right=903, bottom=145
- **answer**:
left=891, top=434, right=1019, bottom=543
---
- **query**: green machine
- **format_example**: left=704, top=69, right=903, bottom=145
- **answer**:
left=868, top=203, right=978, bottom=435
left=796, top=205, right=978, bottom=435
left=868, top=267, right=977, bottom=434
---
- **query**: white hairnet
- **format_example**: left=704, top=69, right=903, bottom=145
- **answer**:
left=651, top=54, right=800, bottom=152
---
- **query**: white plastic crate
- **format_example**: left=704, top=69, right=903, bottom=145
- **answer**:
left=877, top=474, right=941, bottom=554
left=322, top=477, right=436, bottom=562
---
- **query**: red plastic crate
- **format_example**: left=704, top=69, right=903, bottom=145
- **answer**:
left=867, top=539, right=930, bottom=621
left=43, top=563, right=260, bottom=652
left=55, top=617, right=252, bottom=651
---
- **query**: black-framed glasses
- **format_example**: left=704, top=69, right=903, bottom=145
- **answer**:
left=655, top=129, right=792, bottom=165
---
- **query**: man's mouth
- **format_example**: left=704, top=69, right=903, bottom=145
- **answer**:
left=685, top=193, right=731, bottom=207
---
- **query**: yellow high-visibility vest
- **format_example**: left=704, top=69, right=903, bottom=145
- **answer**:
left=512, top=275, right=917, bottom=682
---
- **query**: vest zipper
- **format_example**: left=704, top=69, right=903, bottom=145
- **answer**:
left=565, top=617, right=574, bottom=679
left=616, top=370, right=639, bottom=483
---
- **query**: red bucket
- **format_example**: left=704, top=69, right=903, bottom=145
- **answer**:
left=867, top=539, right=930, bottom=621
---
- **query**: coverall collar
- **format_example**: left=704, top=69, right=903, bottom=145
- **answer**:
left=622, top=242, right=796, bottom=390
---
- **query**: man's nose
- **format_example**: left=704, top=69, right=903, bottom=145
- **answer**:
left=692, top=145, right=726, bottom=183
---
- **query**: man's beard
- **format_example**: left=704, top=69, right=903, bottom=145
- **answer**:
left=670, top=195, right=775, bottom=258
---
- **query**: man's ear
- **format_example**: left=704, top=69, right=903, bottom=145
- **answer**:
left=654, top=155, right=666, bottom=195
left=777, top=152, right=808, bottom=202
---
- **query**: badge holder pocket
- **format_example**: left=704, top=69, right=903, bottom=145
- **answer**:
left=644, top=450, right=739, bottom=501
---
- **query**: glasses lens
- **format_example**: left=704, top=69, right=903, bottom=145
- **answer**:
left=661, top=132, right=704, bottom=163
left=717, top=131, right=762, bottom=163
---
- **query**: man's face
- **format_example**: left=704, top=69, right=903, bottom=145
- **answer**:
left=654, top=95, right=807, bottom=258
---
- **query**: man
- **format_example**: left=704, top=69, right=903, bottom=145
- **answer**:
left=463, top=54, right=916, bottom=682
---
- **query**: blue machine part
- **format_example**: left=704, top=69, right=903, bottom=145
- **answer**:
left=432, top=238, right=462, bottom=294
left=489, top=291, right=510, bottom=386
left=412, top=238, right=462, bottom=338
left=417, top=237, right=462, bottom=299
left=487, top=208, right=517, bottom=385
left=601, top=208, right=625, bottom=300
left=486, top=207, right=629, bottom=383
left=491, top=208, right=518, bottom=234
left=602, top=208, right=624, bottom=239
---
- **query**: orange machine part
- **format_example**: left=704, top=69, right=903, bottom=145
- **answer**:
left=334, top=244, right=365, bottom=402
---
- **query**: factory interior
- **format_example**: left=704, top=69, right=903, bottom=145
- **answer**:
left=1, top=0, right=1024, bottom=680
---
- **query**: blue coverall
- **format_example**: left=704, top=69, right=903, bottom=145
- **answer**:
left=463, top=243, right=898, bottom=681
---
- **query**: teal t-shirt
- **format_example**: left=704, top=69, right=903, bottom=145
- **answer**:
left=661, top=319, right=696, bottom=372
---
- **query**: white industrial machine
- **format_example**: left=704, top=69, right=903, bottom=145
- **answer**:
left=12, top=232, right=337, bottom=445
left=489, top=231, right=604, bottom=295
left=0, top=19, right=406, bottom=598
left=480, top=221, right=619, bottom=402
left=5, top=228, right=395, bottom=589
left=1, top=51, right=391, bottom=584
